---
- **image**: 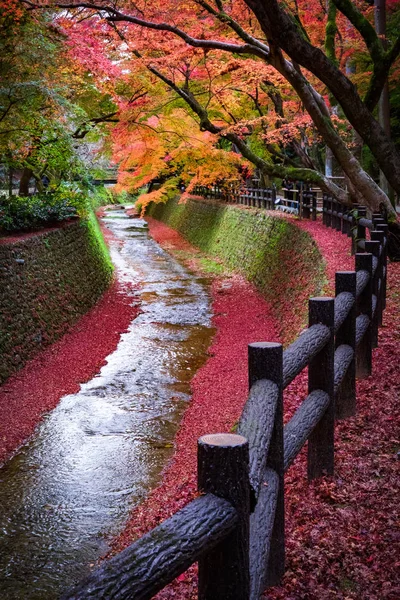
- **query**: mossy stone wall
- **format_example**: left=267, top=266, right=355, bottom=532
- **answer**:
left=147, top=197, right=324, bottom=342
left=0, top=219, right=113, bottom=384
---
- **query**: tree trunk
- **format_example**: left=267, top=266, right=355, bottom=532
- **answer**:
left=271, top=51, right=396, bottom=219
left=375, top=0, right=391, bottom=197
left=18, top=167, right=33, bottom=196
left=243, top=0, right=400, bottom=198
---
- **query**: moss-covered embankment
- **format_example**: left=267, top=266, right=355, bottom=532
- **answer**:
left=147, top=197, right=325, bottom=342
left=0, top=214, right=113, bottom=384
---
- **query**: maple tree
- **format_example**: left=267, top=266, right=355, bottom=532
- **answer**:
left=20, top=0, right=400, bottom=222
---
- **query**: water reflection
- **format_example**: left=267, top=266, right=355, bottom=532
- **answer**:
left=0, top=210, right=214, bottom=599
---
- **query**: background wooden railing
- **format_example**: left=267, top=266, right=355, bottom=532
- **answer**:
left=193, top=183, right=318, bottom=219
left=62, top=201, right=388, bottom=600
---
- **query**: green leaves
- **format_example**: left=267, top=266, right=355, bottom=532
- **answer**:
left=0, top=188, right=87, bottom=232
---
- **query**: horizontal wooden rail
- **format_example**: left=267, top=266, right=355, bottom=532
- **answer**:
left=356, top=313, right=370, bottom=345
left=282, top=324, right=331, bottom=388
left=356, top=269, right=370, bottom=297
left=61, top=494, right=237, bottom=600
left=358, top=217, right=373, bottom=229
left=250, top=467, right=279, bottom=598
left=334, top=344, right=354, bottom=395
left=283, top=390, right=330, bottom=471
left=334, top=292, right=355, bottom=333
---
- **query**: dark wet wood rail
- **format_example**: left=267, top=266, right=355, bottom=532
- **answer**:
left=62, top=207, right=388, bottom=600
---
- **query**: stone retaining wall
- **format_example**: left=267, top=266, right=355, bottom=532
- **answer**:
left=0, top=219, right=113, bottom=384
left=147, top=197, right=325, bottom=343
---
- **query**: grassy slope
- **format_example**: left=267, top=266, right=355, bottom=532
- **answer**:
left=148, top=197, right=325, bottom=343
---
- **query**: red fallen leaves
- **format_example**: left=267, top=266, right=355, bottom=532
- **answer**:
left=111, top=218, right=280, bottom=597
left=266, top=225, right=400, bottom=600
left=0, top=278, right=138, bottom=465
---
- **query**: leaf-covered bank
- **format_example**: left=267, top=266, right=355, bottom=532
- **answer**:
left=0, top=212, right=113, bottom=384
left=147, top=197, right=324, bottom=343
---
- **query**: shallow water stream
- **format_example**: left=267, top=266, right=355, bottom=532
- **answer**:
left=0, top=209, right=214, bottom=599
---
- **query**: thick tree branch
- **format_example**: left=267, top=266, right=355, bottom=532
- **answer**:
left=325, top=1, right=338, bottom=65
left=51, top=2, right=271, bottom=60
left=332, top=0, right=384, bottom=64
left=72, top=110, right=119, bottom=138
left=242, top=0, right=400, bottom=198
left=364, top=34, right=400, bottom=110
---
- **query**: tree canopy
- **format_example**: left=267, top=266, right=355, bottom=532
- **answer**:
left=8, top=0, right=400, bottom=219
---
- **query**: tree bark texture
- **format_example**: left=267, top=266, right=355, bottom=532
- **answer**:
left=61, top=494, right=237, bottom=600
left=198, top=434, right=250, bottom=600
left=283, top=324, right=331, bottom=388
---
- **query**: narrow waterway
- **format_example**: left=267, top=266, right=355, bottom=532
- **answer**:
left=0, top=208, right=215, bottom=599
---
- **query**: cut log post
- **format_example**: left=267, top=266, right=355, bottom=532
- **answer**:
left=335, top=272, right=357, bottom=419
left=351, top=205, right=360, bottom=255
left=356, top=206, right=367, bottom=252
left=248, top=342, right=284, bottom=588
left=370, top=231, right=385, bottom=326
left=334, top=201, right=342, bottom=231
left=198, top=433, right=250, bottom=600
left=307, top=297, right=335, bottom=479
left=347, top=208, right=355, bottom=244
left=365, top=240, right=381, bottom=348
left=355, top=253, right=373, bottom=378
left=327, top=196, right=332, bottom=228
left=376, top=223, right=388, bottom=309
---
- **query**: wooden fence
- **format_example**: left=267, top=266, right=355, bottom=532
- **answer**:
left=61, top=200, right=388, bottom=600
left=193, top=183, right=318, bottom=219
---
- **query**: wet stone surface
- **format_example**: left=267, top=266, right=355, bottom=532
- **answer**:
left=0, top=210, right=215, bottom=599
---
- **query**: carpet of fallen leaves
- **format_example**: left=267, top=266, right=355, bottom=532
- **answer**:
left=266, top=223, right=400, bottom=600
left=115, top=217, right=399, bottom=600
left=111, top=217, right=280, bottom=596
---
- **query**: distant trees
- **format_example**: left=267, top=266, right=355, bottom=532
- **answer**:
left=0, top=0, right=116, bottom=195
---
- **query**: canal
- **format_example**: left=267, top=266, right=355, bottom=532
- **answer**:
left=0, top=208, right=215, bottom=599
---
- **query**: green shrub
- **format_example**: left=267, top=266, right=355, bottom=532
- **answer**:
left=0, top=190, right=87, bottom=232
left=90, top=186, right=114, bottom=210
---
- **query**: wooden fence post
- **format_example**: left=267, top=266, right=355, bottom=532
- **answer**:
left=351, top=205, right=360, bottom=255
left=365, top=240, right=381, bottom=348
left=312, top=194, right=317, bottom=221
left=308, top=297, right=335, bottom=479
left=370, top=231, right=385, bottom=326
left=248, top=342, right=284, bottom=587
left=327, top=196, right=332, bottom=228
left=356, top=206, right=367, bottom=251
left=355, top=252, right=373, bottom=378
left=335, top=272, right=357, bottom=419
left=271, top=187, right=276, bottom=210
left=341, top=205, right=348, bottom=234
left=198, top=433, right=250, bottom=600
left=347, top=207, right=355, bottom=246
left=376, top=223, right=388, bottom=310
left=334, top=201, right=341, bottom=231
